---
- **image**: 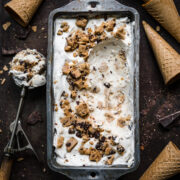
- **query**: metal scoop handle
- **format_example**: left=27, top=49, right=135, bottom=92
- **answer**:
left=0, top=86, right=25, bottom=180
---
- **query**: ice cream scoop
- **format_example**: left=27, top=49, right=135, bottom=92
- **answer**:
left=9, top=49, right=46, bottom=89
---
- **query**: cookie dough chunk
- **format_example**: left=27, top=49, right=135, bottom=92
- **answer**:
left=117, top=145, right=125, bottom=155
left=114, top=26, right=126, bottom=40
left=76, top=102, right=89, bottom=117
left=66, top=137, right=78, bottom=152
left=62, top=62, right=71, bottom=75
left=105, top=155, right=115, bottom=165
left=89, top=149, right=102, bottom=162
left=76, top=18, right=88, bottom=29
left=57, top=136, right=64, bottom=148
left=61, top=22, right=69, bottom=32
left=105, top=19, right=116, bottom=32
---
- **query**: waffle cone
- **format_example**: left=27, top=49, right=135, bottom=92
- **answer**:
left=4, top=0, right=43, bottom=27
left=140, top=141, right=180, bottom=180
left=142, top=21, right=180, bottom=85
left=142, top=0, right=180, bottom=43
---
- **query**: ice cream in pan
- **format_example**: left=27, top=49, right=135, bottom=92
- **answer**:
left=53, top=17, right=135, bottom=166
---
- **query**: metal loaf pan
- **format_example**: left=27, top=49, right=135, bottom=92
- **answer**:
left=47, top=0, right=140, bottom=179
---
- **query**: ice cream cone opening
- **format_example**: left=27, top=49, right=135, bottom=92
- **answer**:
left=167, top=73, right=180, bottom=85
left=5, top=5, right=27, bottom=27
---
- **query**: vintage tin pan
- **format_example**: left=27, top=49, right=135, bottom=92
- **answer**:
left=47, top=0, right=140, bottom=179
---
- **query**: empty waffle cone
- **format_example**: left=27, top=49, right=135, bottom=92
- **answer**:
left=142, top=21, right=180, bottom=85
left=140, top=141, right=180, bottom=180
left=4, top=0, right=43, bottom=27
left=142, top=0, right=180, bottom=43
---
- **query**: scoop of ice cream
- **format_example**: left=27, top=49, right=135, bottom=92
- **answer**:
left=9, top=49, right=46, bottom=89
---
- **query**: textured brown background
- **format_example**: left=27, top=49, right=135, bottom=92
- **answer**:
left=0, top=0, right=180, bottom=180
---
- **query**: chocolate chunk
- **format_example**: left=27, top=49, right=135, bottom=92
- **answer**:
left=159, top=111, right=180, bottom=128
left=27, top=111, right=42, bottom=125
left=104, top=82, right=111, bottom=88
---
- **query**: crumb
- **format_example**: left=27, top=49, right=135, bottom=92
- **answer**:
left=1, top=78, right=6, bottom=85
left=3, top=65, right=8, bottom=71
left=140, top=145, right=144, bottom=151
left=0, top=129, right=2, bottom=133
left=2, top=22, right=11, bottom=31
left=17, top=157, right=24, bottom=162
left=41, top=27, right=45, bottom=31
left=42, top=168, right=46, bottom=173
left=0, top=70, right=3, bottom=74
left=57, top=30, right=63, bottom=35
left=31, top=26, right=37, bottom=32
left=61, top=22, right=69, bottom=32
left=156, top=26, right=160, bottom=32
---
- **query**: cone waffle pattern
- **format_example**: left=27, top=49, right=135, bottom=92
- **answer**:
left=5, top=0, right=43, bottom=27
left=143, top=0, right=180, bottom=42
left=140, top=141, right=180, bottom=180
left=142, top=21, right=180, bottom=85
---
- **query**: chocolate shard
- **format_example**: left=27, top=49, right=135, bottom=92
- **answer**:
left=159, top=111, right=180, bottom=128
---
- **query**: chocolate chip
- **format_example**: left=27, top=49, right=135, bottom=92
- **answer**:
left=94, top=131, right=100, bottom=139
left=66, top=142, right=71, bottom=147
left=93, top=67, right=96, bottom=71
left=76, top=131, right=82, bottom=138
left=102, top=74, right=104, bottom=78
left=68, top=127, right=75, bottom=134
left=99, top=136, right=106, bottom=142
left=104, top=83, right=111, bottom=88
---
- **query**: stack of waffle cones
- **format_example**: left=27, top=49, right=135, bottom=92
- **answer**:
left=142, top=0, right=180, bottom=43
left=140, top=141, right=180, bottom=180
left=4, top=0, right=44, bottom=27
left=142, top=21, right=180, bottom=85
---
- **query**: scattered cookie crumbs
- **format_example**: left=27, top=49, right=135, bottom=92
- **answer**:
left=66, top=137, right=78, bottom=152
left=57, top=136, right=64, bottom=148
left=2, top=22, right=11, bottom=31
left=31, top=26, right=37, bottom=32
left=1, top=78, right=6, bottom=85
left=17, top=157, right=24, bottom=162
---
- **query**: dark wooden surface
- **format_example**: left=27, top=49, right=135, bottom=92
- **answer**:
left=0, top=0, right=180, bottom=180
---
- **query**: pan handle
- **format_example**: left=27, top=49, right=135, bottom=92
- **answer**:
left=0, top=153, right=13, bottom=180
